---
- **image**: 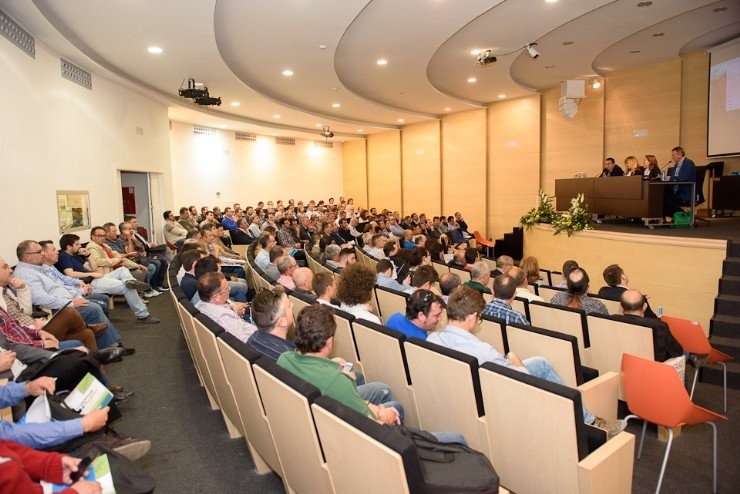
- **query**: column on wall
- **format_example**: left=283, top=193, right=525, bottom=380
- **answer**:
left=401, top=121, right=441, bottom=217
left=367, top=131, right=402, bottom=212
left=604, top=59, right=681, bottom=168
left=342, top=139, right=368, bottom=207
left=488, top=95, right=541, bottom=240
left=441, top=109, right=488, bottom=236
left=540, top=85, right=605, bottom=196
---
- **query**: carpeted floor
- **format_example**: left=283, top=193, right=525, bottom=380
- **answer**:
left=104, top=292, right=739, bottom=493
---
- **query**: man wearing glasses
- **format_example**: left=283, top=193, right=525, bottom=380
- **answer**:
left=195, top=272, right=256, bottom=343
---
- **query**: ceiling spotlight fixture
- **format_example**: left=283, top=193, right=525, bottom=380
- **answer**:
left=498, top=94, right=506, bottom=99
left=377, top=59, right=388, bottom=65
left=467, top=77, right=477, bottom=83
left=282, top=69, right=294, bottom=76
left=320, top=126, right=334, bottom=139
left=357, top=129, right=363, bottom=133
left=545, top=65, right=555, bottom=69
left=273, top=114, right=281, bottom=119
left=444, top=107, right=452, bottom=112
left=331, top=103, right=341, bottom=108
left=475, top=49, right=497, bottom=67
left=177, top=78, right=221, bottom=105
left=525, top=43, right=540, bottom=59
left=637, top=1, right=653, bottom=7
left=590, top=78, right=601, bottom=89
left=397, top=119, right=405, bottom=123
left=147, top=46, right=163, bottom=54
left=230, top=101, right=240, bottom=107
left=652, top=32, right=665, bottom=37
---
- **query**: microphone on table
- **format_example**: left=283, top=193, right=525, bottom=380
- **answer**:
left=661, top=160, right=672, bottom=171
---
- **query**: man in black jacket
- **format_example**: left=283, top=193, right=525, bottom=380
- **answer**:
left=612, top=289, right=683, bottom=362
left=598, top=264, right=657, bottom=318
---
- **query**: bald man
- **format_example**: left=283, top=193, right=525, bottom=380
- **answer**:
left=292, top=267, right=315, bottom=298
left=613, top=289, right=683, bottom=362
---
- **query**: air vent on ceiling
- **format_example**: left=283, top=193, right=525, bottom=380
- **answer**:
left=0, top=8, right=34, bottom=58
left=61, top=59, right=92, bottom=90
left=275, top=137, right=295, bottom=146
left=235, top=132, right=257, bottom=141
left=193, top=126, right=216, bottom=136
left=313, top=141, right=334, bottom=149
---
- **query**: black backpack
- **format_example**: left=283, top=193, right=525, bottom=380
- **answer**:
left=393, top=426, right=500, bottom=493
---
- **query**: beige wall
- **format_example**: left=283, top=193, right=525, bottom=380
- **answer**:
left=541, top=84, right=605, bottom=196
left=367, top=131, right=402, bottom=212
left=442, top=110, right=488, bottom=235
left=604, top=60, right=681, bottom=170
left=488, top=95, right=541, bottom=239
left=342, top=139, right=368, bottom=208
left=402, top=120, right=441, bottom=217
left=170, top=122, right=344, bottom=210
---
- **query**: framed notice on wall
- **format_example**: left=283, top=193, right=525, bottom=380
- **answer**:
left=57, top=190, right=91, bottom=234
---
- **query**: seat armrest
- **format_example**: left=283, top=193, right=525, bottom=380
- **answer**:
left=577, top=371, right=619, bottom=421
left=577, top=432, right=635, bottom=494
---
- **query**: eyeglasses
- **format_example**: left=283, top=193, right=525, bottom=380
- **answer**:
left=216, top=288, right=231, bottom=295
left=27, top=250, right=43, bottom=255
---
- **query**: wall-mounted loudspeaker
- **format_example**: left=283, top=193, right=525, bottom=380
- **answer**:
left=558, top=97, right=579, bottom=119
left=561, top=80, right=585, bottom=99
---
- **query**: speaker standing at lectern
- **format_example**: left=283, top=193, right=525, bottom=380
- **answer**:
left=663, top=146, right=696, bottom=221
left=599, top=157, right=624, bottom=177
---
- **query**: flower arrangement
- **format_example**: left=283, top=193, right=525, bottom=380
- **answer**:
left=519, top=189, right=557, bottom=229
left=551, top=193, right=593, bottom=236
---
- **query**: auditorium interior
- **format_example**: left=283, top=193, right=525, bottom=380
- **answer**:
left=1, top=1, right=739, bottom=493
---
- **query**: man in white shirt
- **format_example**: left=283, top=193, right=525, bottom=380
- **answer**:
left=510, top=267, right=544, bottom=303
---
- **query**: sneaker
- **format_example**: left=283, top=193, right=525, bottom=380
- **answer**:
left=112, top=437, right=152, bottom=462
left=592, top=417, right=627, bottom=438
left=142, top=289, right=161, bottom=298
left=124, top=279, right=151, bottom=292
left=112, top=390, right=135, bottom=404
left=154, top=286, right=170, bottom=292
left=137, top=315, right=161, bottom=324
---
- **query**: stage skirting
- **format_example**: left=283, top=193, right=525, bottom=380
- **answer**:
left=523, top=225, right=727, bottom=334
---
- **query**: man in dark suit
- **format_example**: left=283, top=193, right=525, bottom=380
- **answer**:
left=599, top=157, right=624, bottom=177
left=612, top=289, right=682, bottom=362
left=231, top=218, right=255, bottom=245
left=598, top=264, right=657, bottom=318
left=663, top=145, right=697, bottom=220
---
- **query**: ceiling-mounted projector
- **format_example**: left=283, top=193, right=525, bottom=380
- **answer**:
left=475, top=50, right=497, bottom=67
left=178, top=78, right=222, bottom=106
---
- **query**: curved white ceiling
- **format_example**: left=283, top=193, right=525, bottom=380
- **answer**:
left=2, top=0, right=736, bottom=140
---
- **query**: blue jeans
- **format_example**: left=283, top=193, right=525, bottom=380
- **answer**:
left=58, top=340, right=84, bottom=350
left=523, top=356, right=595, bottom=424
left=358, top=382, right=393, bottom=405
left=75, top=303, right=121, bottom=348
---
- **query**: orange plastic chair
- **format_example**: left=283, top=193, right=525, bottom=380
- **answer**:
left=473, top=231, right=494, bottom=258
left=661, top=315, right=733, bottom=412
left=621, top=353, right=726, bottom=494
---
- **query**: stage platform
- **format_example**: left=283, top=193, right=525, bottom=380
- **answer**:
left=522, top=219, right=735, bottom=333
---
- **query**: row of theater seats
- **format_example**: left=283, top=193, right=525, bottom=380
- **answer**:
left=168, top=257, right=638, bottom=493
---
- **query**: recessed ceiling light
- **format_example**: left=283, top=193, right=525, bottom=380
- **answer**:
left=467, top=77, right=477, bottom=83
left=562, top=41, right=574, bottom=46
left=377, top=59, right=388, bottom=65
left=272, top=133, right=278, bottom=136
left=282, top=69, right=294, bottom=76
left=397, top=119, right=404, bottom=123
left=713, top=7, right=727, bottom=12
left=219, top=125, right=227, bottom=128
left=147, top=46, right=163, bottom=54
left=545, top=0, right=558, bottom=3
left=545, top=65, right=555, bottom=69
left=331, top=103, right=341, bottom=108
left=357, top=129, right=363, bottom=132
left=470, top=49, right=482, bottom=55
left=637, top=1, right=652, bottom=7
left=319, top=44, right=327, bottom=50
left=630, top=50, right=641, bottom=54
left=652, top=32, right=665, bottom=37
left=315, top=123, right=323, bottom=127
left=444, top=107, right=452, bottom=112
left=273, top=114, right=281, bottom=119
left=230, top=101, right=240, bottom=107
left=498, top=94, right=506, bottom=99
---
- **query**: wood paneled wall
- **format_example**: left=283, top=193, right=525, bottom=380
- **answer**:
left=604, top=60, right=681, bottom=171
left=442, top=110, right=488, bottom=237
left=541, top=85, right=604, bottom=196
left=488, top=95, right=541, bottom=240
left=342, top=139, right=368, bottom=208
left=402, top=120, right=441, bottom=216
left=341, top=52, right=736, bottom=238
left=367, top=131, right=401, bottom=212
